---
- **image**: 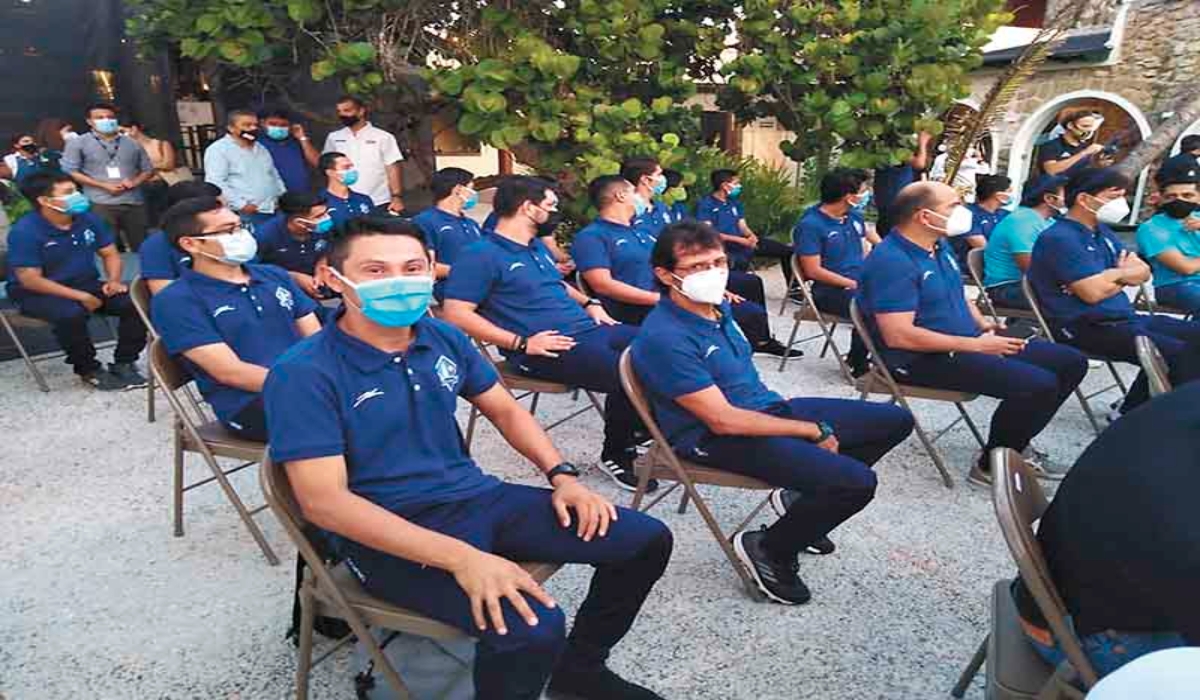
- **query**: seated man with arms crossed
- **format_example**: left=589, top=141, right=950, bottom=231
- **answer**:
left=152, top=197, right=320, bottom=440
left=412, top=167, right=483, bottom=301
left=1030, top=168, right=1200, bottom=415
left=793, top=167, right=879, bottom=376
left=442, top=176, right=653, bottom=491
left=631, top=221, right=913, bottom=604
left=265, top=218, right=672, bottom=700
left=1136, top=171, right=1200, bottom=314
left=859, top=182, right=1088, bottom=486
left=982, top=174, right=1067, bottom=310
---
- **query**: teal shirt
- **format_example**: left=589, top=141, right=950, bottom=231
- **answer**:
left=983, top=206, right=1054, bottom=287
left=1137, top=213, right=1200, bottom=289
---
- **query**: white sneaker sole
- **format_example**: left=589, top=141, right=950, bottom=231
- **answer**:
left=731, top=532, right=803, bottom=605
left=600, top=461, right=642, bottom=493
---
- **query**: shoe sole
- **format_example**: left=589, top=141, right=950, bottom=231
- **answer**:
left=753, top=349, right=803, bottom=359
left=967, top=474, right=992, bottom=490
left=600, top=461, right=651, bottom=493
left=731, top=532, right=805, bottom=605
left=768, top=489, right=786, bottom=518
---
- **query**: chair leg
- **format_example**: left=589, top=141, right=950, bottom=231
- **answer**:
left=173, top=425, right=185, bottom=537
left=777, top=316, right=802, bottom=372
left=896, top=394, right=955, bottom=489
left=464, top=406, right=481, bottom=450
left=951, top=634, right=989, bottom=698
left=146, top=371, right=156, bottom=423
left=1105, top=361, right=1129, bottom=393
left=955, top=402, right=987, bottom=448
left=677, top=489, right=690, bottom=514
left=1, top=313, right=51, bottom=392
left=683, top=481, right=765, bottom=600
left=529, top=391, right=541, bottom=416
left=201, top=452, right=280, bottom=565
left=1073, top=386, right=1103, bottom=436
left=295, top=584, right=317, bottom=700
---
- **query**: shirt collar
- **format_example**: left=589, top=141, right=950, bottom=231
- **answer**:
left=485, top=230, right=539, bottom=253
left=1059, top=216, right=1104, bottom=237
left=328, top=310, right=438, bottom=373
left=811, top=204, right=849, bottom=225
left=658, top=296, right=729, bottom=333
left=890, top=231, right=942, bottom=260
left=179, top=264, right=269, bottom=289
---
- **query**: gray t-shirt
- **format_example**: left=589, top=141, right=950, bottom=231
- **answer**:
left=61, top=132, right=153, bottom=205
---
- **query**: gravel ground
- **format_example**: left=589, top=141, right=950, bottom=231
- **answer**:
left=0, top=268, right=1122, bottom=700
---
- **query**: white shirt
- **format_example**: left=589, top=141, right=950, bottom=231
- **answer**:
left=322, top=122, right=403, bottom=206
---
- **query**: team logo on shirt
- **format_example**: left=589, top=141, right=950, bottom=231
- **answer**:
left=212, top=305, right=236, bottom=318
left=616, top=238, right=629, bottom=246
left=359, top=204, right=370, bottom=213
left=435, top=355, right=460, bottom=392
left=922, top=271, right=935, bottom=282
left=276, top=286, right=295, bottom=311
left=44, top=240, right=59, bottom=247
left=353, top=388, right=386, bottom=408
left=82, top=229, right=96, bottom=246
left=315, top=240, right=328, bottom=252
left=508, top=262, right=526, bottom=271
left=704, top=345, right=720, bottom=358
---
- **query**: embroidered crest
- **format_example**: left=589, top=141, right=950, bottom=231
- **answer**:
left=435, top=355, right=460, bottom=392
left=275, top=285, right=295, bottom=311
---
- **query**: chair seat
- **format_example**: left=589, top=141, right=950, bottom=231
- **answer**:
left=184, top=420, right=266, bottom=461
left=976, top=300, right=1038, bottom=320
left=856, top=370, right=980, bottom=402
left=1, top=306, right=52, bottom=329
left=793, top=306, right=849, bottom=325
left=495, top=361, right=575, bottom=394
left=989, top=579, right=1054, bottom=699
left=637, top=448, right=775, bottom=489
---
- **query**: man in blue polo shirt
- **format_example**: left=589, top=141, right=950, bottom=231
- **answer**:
left=1031, top=168, right=1200, bottom=414
left=859, top=181, right=1088, bottom=486
left=442, top=176, right=652, bottom=492
left=631, top=221, right=913, bottom=605
left=1136, top=173, right=1200, bottom=314
left=872, top=130, right=933, bottom=237
left=152, top=197, right=320, bottom=440
left=794, top=167, right=879, bottom=376
left=317, top=152, right=375, bottom=230
left=620, top=157, right=673, bottom=242
left=254, top=191, right=335, bottom=302
left=6, top=171, right=148, bottom=390
left=983, top=175, right=1067, bottom=310
left=139, top=181, right=223, bottom=294
left=265, top=218, right=672, bottom=700
left=258, top=109, right=320, bottom=193
left=950, top=174, right=1011, bottom=269
left=411, top=167, right=483, bottom=300
left=696, top=168, right=794, bottom=288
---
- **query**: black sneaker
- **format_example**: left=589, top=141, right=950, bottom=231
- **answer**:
left=754, top=338, right=804, bottom=359
left=546, top=663, right=664, bottom=700
left=109, top=362, right=148, bottom=389
left=600, top=450, right=658, bottom=493
left=79, top=369, right=128, bottom=391
left=732, top=527, right=812, bottom=604
left=767, top=490, right=836, bottom=555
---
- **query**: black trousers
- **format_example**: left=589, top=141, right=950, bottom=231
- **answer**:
left=14, top=281, right=147, bottom=376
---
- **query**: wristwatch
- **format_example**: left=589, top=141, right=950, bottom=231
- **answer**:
left=546, top=462, right=581, bottom=484
left=810, top=421, right=836, bottom=443
left=585, top=298, right=603, bottom=308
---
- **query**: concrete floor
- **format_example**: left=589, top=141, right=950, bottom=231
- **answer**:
left=0, top=269, right=1120, bottom=699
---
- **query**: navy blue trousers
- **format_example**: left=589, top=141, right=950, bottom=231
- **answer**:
left=810, top=283, right=868, bottom=369
left=685, top=398, right=913, bottom=559
left=14, top=281, right=147, bottom=375
left=342, top=484, right=673, bottom=700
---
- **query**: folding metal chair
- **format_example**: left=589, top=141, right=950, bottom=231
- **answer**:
left=147, top=337, right=279, bottom=565
left=952, top=448, right=1097, bottom=699
left=848, top=299, right=985, bottom=489
left=1133, top=284, right=1191, bottom=319
left=965, top=248, right=1038, bottom=326
left=128, top=276, right=158, bottom=423
left=618, top=349, right=775, bottom=600
left=1020, top=276, right=1125, bottom=435
left=1134, top=335, right=1171, bottom=398
left=777, top=254, right=853, bottom=380
left=260, top=455, right=559, bottom=700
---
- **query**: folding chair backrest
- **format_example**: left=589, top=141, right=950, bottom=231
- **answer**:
left=848, top=298, right=903, bottom=388
left=1134, top=335, right=1171, bottom=397
left=149, top=336, right=191, bottom=391
left=260, top=454, right=331, bottom=578
left=1020, top=276, right=1055, bottom=338
left=617, top=348, right=673, bottom=450
left=147, top=336, right=214, bottom=422
left=575, top=269, right=595, bottom=298
left=966, top=248, right=987, bottom=289
left=129, top=276, right=157, bottom=338
left=991, top=448, right=1100, bottom=689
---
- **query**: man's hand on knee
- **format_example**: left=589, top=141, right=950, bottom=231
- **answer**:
left=452, top=549, right=557, bottom=635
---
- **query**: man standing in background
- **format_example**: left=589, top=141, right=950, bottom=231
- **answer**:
left=259, top=109, right=320, bottom=194
left=203, top=110, right=286, bottom=228
left=322, top=96, right=405, bottom=214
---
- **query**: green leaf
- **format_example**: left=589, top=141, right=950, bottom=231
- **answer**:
left=218, top=40, right=247, bottom=63
left=458, top=112, right=488, bottom=136
left=194, top=14, right=221, bottom=34
left=651, top=96, right=673, bottom=115
left=619, top=98, right=643, bottom=118
left=532, top=120, right=561, bottom=142
left=286, top=0, right=321, bottom=25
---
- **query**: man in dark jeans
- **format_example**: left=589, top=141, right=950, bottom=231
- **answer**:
left=5, top=172, right=147, bottom=389
left=1015, top=381, right=1200, bottom=677
left=266, top=218, right=671, bottom=700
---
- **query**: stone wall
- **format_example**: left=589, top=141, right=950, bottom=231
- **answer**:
left=1047, top=0, right=1122, bottom=29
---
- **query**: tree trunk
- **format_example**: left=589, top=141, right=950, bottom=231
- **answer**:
left=1116, top=92, right=1200, bottom=180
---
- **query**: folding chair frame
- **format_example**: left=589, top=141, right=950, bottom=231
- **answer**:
left=965, top=248, right=1038, bottom=326
left=260, top=455, right=559, bottom=700
left=148, top=338, right=279, bottom=565
left=1134, top=335, right=1171, bottom=398
left=777, top=255, right=854, bottom=381
left=848, top=299, right=986, bottom=489
left=128, top=276, right=158, bottom=423
left=1133, top=284, right=1192, bottom=319
left=619, top=349, right=777, bottom=600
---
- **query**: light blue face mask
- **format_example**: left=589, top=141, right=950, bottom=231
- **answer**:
left=338, top=169, right=359, bottom=186
left=851, top=190, right=872, bottom=212
left=93, top=118, right=119, bottom=135
left=51, top=191, right=91, bottom=215
left=633, top=193, right=650, bottom=218
left=651, top=175, right=668, bottom=196
left=728, top=183, right=743, bottom=198
left=309, top=216, right=334, bottom=235
left=332, top=269, right=433, bottom=328
left=462, top=189, right=479, bottom=210
left=265, top=125, right=289, bottom=141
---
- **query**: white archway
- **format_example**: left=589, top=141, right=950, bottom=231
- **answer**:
left=1006, top=89, right=1152, bottom=224
left=1171, top=118, right=1200, bottom=156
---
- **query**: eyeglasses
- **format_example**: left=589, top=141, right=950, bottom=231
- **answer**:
left=674, top=257, right=729, bottom=276
left=193, top=226, right=244, bottom=238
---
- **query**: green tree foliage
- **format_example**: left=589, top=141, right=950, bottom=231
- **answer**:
left=720, top=0, right=1008, bottom=172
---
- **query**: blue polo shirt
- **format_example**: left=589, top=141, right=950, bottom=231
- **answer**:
left=1029, top=217, right=1134, bottom=327
left=444, top=232, right=597, bottom=345
left=632, top=200, right=673, bottom=240
left=631, top=298, right=783, bottom=452
left=668, top=201, right=690, bottom=224
left=950, top=203, right=1009, bottom=266
left=320, top=188, right=375, bottom=231
left=138, top=229, right=192, bottom=282
left=792, top=205, right=868, bottom=282
left=264, top=314, right=501, bottom=517
left=1137, top=213, right=1200, bottom=289
left=5, top=212, right=113, bottom=295
left=412, top=206, right=483, bottom=268
left=259, top=137, right=312, bottom=193
left=983, top=207, right=1055, bottom=287
left=573, top=217, right=656, bottom=293
left=858, top=233, right=980, bottom=368
left=873, top=165, right=915, bottom=220
left=254, top=213, right=332, bottom=275
left=696, top=194, right=751, bottom=264
left=151, top=263, right=318, bottom=421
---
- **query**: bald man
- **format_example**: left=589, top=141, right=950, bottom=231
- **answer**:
left=857, top=182, right=1087, bottom=486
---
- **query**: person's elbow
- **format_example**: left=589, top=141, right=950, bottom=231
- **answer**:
left=293, top=486, right=346, bottom=531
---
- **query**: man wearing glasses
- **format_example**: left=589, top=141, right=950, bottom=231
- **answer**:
left=630, top=221, right=914, bottom=604
left=152, top=197, right=321, bottom=440
left=442, top=176, right=654, bottom=493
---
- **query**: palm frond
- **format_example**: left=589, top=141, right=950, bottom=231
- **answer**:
left=942, top=0, right=1090, bottom=185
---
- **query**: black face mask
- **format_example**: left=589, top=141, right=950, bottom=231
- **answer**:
left=18, top=143, right=38, bottom=153
left=1160, top=199, right=1200, bottom=220
left=239, top=129, right=258, bottom=141
left=339, top=115, right=361, bottom=128
left=537, top=212, right=563, bottom=238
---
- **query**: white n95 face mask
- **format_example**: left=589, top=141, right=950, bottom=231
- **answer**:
left=925, top=205, right=974, bottom=237
left=200, top=228, right=258, bottom=264
left=674, top=267, right=728, bottom=305
left=1094, top=196, right=1131, bottom=224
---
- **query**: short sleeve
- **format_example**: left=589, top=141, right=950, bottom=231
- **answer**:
left=450, top=326, right=499, bottom=398
left=442, top=245, right=497, bottom=304
left=139, top=235, right=179, bottom=280
left=633, top=335, right=715, bottom=400
left=265, top=358, right=346, bottom=462
left=862, top=257, right=920, bottom=314
left=380, top=132, right=403, bottom=165
left=412, top=213, right=438, bottom=249
left=794, top=218, right=824, bottom=256
left=282, top=272, right=319, bottom=319
left=571, top=230, right=611, bottom=272
left=134, top=142, right=153, bottom=173
left=86, top=215, right=116, bottom=249
left=1137, top=221, right=1175, bottom=260
left=695, top=198, right=716, bottom=224
left=321, top=133, right=336, bottom=154
left=6, top=219, right=44, bottom=268
left=152, top=289, right=223, bottom=355
left=60, top=138, right=82, bottom=173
